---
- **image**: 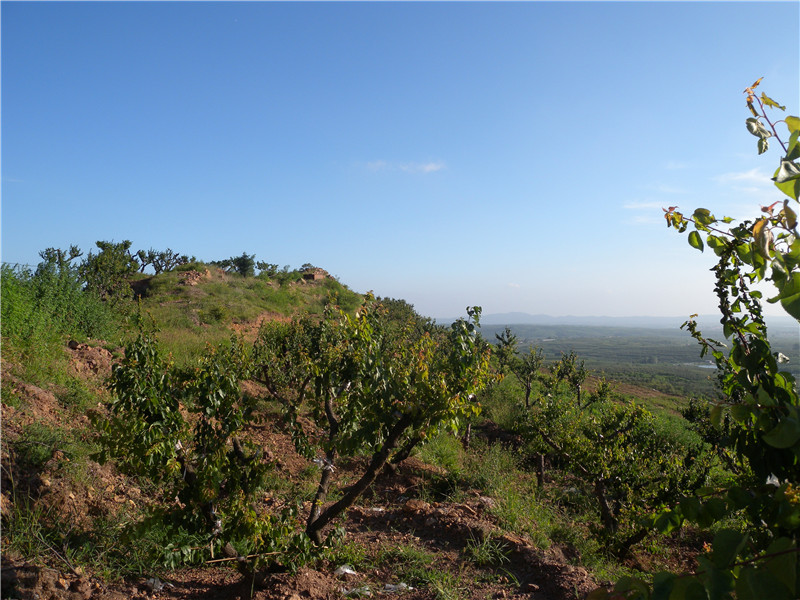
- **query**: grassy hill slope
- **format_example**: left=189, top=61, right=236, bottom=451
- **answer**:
left=131, top=263, right=363, bottom=361
left=1, top=258, right=711, bottom=600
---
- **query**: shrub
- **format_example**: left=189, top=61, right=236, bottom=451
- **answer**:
left=253, top=297, right=496, bottom=543
left=1, top=254, right=117, bottom=353
left=92, top=331, right=313, bottom=571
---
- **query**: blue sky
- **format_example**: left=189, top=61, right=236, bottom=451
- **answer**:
left=2, top=1, right=798, bottom=319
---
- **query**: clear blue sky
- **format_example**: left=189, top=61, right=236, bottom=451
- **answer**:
left=2, top=1, right=798, bottom=319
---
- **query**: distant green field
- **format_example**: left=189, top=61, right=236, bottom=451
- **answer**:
left=480, top=323, right=800, bottom=398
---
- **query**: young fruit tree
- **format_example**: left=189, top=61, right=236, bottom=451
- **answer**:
left=253, top=297, right=495, bottom=544
left=93, top=330, right=313, bottom=572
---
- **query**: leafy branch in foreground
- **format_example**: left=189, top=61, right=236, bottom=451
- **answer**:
left=592, top=79, right=800, bottom=600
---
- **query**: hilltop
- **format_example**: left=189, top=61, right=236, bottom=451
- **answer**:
left=128, top=261, right=363, bottom=361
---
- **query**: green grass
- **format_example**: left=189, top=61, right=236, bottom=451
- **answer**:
left=424, top=570, right=467, bottom=600
left=462, top=534, right=510, bottom=568
left=1, top=490, right=154, bottom=581
left=133, top=267, right=362, bottom=363
left=416, top=430, right=464, bottom=473
left=379, top=542, right=435, bottom=577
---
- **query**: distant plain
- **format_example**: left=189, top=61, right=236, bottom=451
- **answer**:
left=478, top=315, right=800, bottom=398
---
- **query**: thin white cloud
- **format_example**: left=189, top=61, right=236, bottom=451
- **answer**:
left=714, top=167, right=772, bottom=186
left=399, top=161, right=446, bottom=173
left=653, top=183, right=687, bottom=194
left=663, top=160, right=689, bottom=170
left=714, top=167, right=776, bottom=207
left=361, top=160, right=445, bottom=174
left=629, top=214, right=663, bottom=225
left=366, top=160, right=388, bottom=171
left=508, top=282, right=520, bottom=288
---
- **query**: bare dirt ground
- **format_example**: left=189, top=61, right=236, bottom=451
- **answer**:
left=2, top=337, right=603, bottom=600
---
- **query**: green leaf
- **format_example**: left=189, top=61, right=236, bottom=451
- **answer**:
left=746, top=117, right=772, bottom=138
left=711, top=529, right=748, bottom=569
left=787, top=130, right=800, bottom=160
left=652, top=572, right=677, bottom=600
left=774, top=162, right=800, bottom=200
left=782, top=202, right=798, bottom=229
left=654, top=509, right=683, bottom=533
left=735, top=243, right=753, bottom=263
left=697, top=497, right=729, bottom=527
left=784, top=115, right=800, bottom=133
left=614, top=576, right=651, bottom=599
left=779, top=291, right=800, bottom=320
left=726, top=486, right=754, bottom=510
left=762, top=416, right=800, bottom=448
left=706, top=235, right=727, bottom=256
left=735, top=567, right=759, bottom=600
left=680, top=496, right=703, bottom=521
left=706, top=565, right=736, bottom=600
left=709, top=405, right=723, bottom=429
left=736, top=565, right=793, bottom=600
left=730, top=404, right=753, bottom=423
left=665, top=575, right=707, bottom=600
left=764, top=537, right=796, bottom=593
left=722, top=322, right=735, bottom=339
left=774, top=160, right=800, bottom=184
left=684, top=579, right=710, bottom=600
left=758, top=137, right=769, bottom=154
left=693, top=208, right=715, bottom=226
left=689, top=231, right=704, bottom=252
left=761, top=93, right=786, bottom=111
left=753, top=218, right=772, bottom=258
left=771, top=272, right=800, bottom=320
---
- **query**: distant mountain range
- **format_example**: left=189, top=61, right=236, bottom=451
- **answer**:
left=437, top=312, right=799, bottom=333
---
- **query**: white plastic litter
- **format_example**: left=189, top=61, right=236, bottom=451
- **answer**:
left=342, top=585, right=372, bottom=597
left=145, top=577, right=163, bottom=592
left=144, top=577, right=174, bottom=592
left=383, top=583, right=414, bottom=593
left=335, top=564, right=358, bottom=576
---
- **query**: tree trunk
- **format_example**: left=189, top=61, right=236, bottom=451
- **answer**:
left=307, top=415, right=412, bottom=544
left=616, top=528, right=649, bottom=559
left=536, top=453, right=545, bottom=487
left=306, top=455, right=335, bottom=533
left=594, top=479, right=618, bottom=536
